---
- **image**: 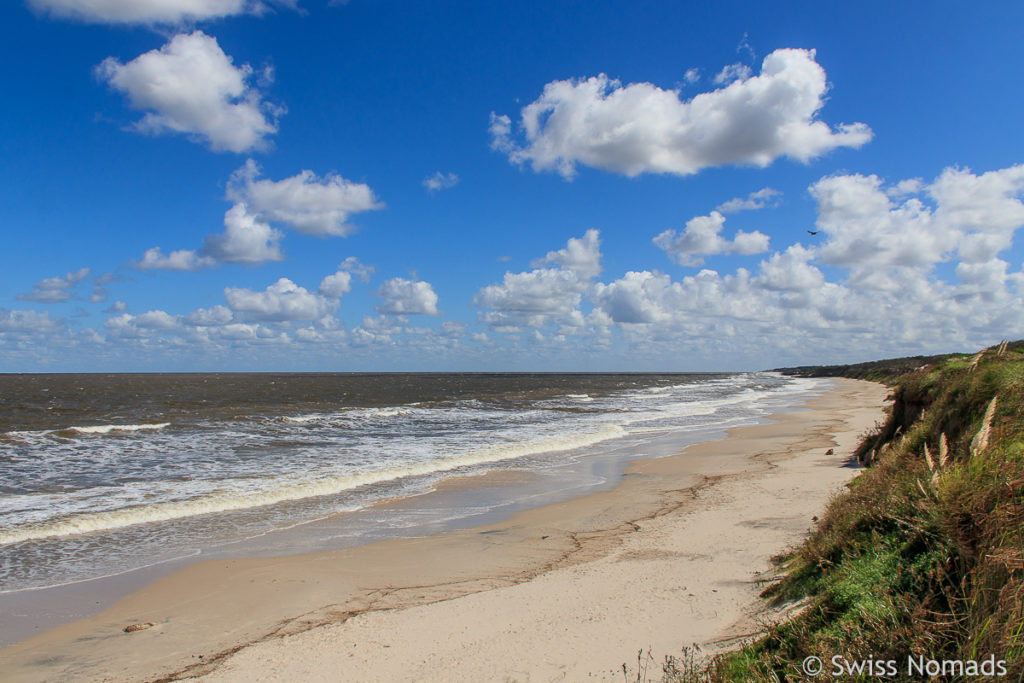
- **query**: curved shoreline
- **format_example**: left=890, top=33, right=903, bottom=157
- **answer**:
left=0, top=378, right=888, bottom=682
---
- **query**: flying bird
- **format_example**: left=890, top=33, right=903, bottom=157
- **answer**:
left=807, top=230, right=819, bottom=235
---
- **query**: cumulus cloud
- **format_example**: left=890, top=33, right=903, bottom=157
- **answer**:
left=716, top=187, right=782, bottom=213
left=530, top=228, right=602, bottom=278
left=375, top=278, right=440, bottom=316
left=104, top=310, right=181, bottom=339
left=28, top=0, right=296, bottom=24
left=591, top=271, right=676, bottom=324
left=422, top=172, right=460, bottom=193
left=228, top=160, right=382, bottom=237
left=490, top=48, right=872, bottom=179
left=476, top=231, right=601, bottom=329
left=201, top=203, right=285, bottom=264
left=812, top=165, right=1024, bottom=279
left=17, top=268, right=91, bottom=303
left=319, top=270, right=353, bottom=299
left=0, top=308, right=66, bottom=336
left=16, top=163, right=1024, bottom=369
left=476, top=269, right=585, bottom=327
left=463, top=162, right=1024, bottom=366
left=317, top=257, right=374, bottom=298
left=136, top=161, right=380, bottom=269
left=97, top=32, right=281, bottom=153
left=135, top=247, right=217, bottom=271
left=654, top=211, right=770, bottom=266
left=134, top=310, right=181, bottom=329
left=185, top=305, right=233, bottom=326
left=225, top=278, right=336, bottom=322
left=589, top=164, right=1024, bottom=363
left=753, top=245, right=824, bottom=291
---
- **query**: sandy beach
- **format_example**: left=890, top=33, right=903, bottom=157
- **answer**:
left=0, top=378, right=887, bottom=682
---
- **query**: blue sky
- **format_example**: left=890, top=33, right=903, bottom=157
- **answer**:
left=3, top=0, right=1024, bottom=371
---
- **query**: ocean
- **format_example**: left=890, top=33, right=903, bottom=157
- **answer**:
left=0, top=372, right=824, bottom=595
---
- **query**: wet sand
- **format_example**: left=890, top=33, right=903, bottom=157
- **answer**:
left=0, top=379, right=888, bottom=682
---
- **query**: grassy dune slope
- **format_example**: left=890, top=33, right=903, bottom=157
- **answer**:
left=676, top=342, right=1024, bottom=681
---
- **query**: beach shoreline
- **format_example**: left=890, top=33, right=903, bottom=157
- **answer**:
left=0, top=378, right=888, bottom=682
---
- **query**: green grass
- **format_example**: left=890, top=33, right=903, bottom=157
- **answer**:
left=666, top=341, right=1024, bottom=681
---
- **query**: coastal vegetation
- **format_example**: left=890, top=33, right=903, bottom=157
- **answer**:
left=671, top=341, right=1024, bottom=681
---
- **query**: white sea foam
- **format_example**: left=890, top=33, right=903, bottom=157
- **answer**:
left=281, top=414, right=326, bottom=424
left=366, top=407, right=414, bottom=419
left=66, top=423, right=170, bottom=435
left=0, top=423, right=628, bottom=546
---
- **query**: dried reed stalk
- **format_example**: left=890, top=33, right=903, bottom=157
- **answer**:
left=968, top=351, right=984, bottom=373
left=939, top=433, right=952, bottom=469
left=970, top=396, right=998, bottom=458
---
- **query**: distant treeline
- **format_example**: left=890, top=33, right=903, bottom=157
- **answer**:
left=772, top=352, right=966, bottom=383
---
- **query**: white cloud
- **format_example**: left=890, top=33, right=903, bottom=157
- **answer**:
left=135, top=246, right=217, bottom=271
left=337, top=256, right=375, bottom=282
left=812, top=165, right=1024, bottom=277
left=351, top=314, right=402, bottom=346
left=134, top=310, right=181, bottom=329
left=490, top=48, right=872, bottom=179
left=422, top=172, right=460, bottom=193
left=97, top=32, right=281, bottom=153
left=201, top=203, right=285, bottom=264
left=812, top=173, right=947, bottom=270
left=17, top=268, right=90, bottom=303
left=441, top=320, right=466, bottom=337
left=477, top=269, right=585, bottom=328
left=592, top=271, right=676, bottom=324
left=531, top=228, right=602, bottom=278
left=375, top=278, right=440, bottom=315
left=476, top=231, right=602, bottom=329
left=654, top=211, right=770, bottom=266
left=712, top=62, right=752, bottom=85
left=887, top=178, right=924, bottom=197
left=587, top=164, right=1024, bottom=363
left=683, top=68, right=701, bottom=84
left=716, top=187, right=782, bottom=213
left=28, top=0, right=295, bottom=25
left=488, top=113, right=513, bottom=153
left=225, top=278, right=336, bottom=322
left=88, top=272, right=121, bottom=303
left=319, top=270, right=353, bottom=299
left=736, top=33, right=756, bottom=62
left=228, top=160, right=382, bottom=237
left=0, top=309, right=66, bottom=336
left=104, top=310, right=182, bottom=339
left=14, top=162, right=1024, bottom=370
left=185, top=305, right=233, bottom=326
left=136, top=162, right=380, bottom=269
left=931, top=165, right=1024, bottom=259
left=753, top=245, right=824, bottom=291
left=459, top=173, right=1023, bottom=366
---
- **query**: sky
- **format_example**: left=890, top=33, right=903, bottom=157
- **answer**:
left=2, top=0, right=1024, bottom=372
